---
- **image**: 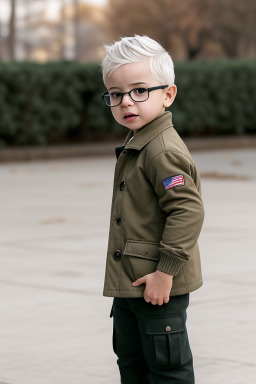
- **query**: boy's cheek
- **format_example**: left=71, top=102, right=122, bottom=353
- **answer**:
left=111, top=108, right=119, bottom=121
left=112, top=110, right=123, bottom=125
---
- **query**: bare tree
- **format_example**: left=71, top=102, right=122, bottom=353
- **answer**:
left=2, top=0, right=106, bottom=62
left=73, top=0, right=80, bottom=60
left=0, top=18, right=2, bottom=58
left=16, top=0, right=66, bottom=61
left=65, top=1, right=106, bottom=61
left=6, top=0, right=48, bottom=60
left=59, top=0, right=67, bottom=60
left=106, top=0, right=256, bottom=59
left=9, top=0, right=16, bottom=59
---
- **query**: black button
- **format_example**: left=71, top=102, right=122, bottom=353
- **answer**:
left=116, top=217, right=122, bottom=225
left=113, top=250, right=121, bottom=261
left=120, top=181, right=126, bottom=191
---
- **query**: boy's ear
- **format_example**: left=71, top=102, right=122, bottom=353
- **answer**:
left=163, top=85, right=177, bottom=108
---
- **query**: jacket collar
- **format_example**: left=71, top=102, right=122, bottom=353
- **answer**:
left=123, top=111, right=173, bottom=151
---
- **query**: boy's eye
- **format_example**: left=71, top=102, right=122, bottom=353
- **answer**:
left=134, top=88, right=147, bottom=95
left=110, top=92, right=122, bottom=99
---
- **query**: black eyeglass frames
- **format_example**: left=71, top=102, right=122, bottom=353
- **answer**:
left=102, top=85, right=168, bottom=107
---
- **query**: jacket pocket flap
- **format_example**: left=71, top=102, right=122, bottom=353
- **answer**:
left=124, top=240, right=159, bottom=261
left=145, top=315, right=184, bottom=334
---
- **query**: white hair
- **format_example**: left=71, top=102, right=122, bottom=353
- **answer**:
left=101, top=35, right=175, bottom=86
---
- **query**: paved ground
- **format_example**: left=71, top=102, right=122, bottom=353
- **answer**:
left=0, top=148, right=255, bottom=384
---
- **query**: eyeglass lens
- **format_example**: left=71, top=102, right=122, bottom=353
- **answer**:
left=104, top=88, right=149, bottom=106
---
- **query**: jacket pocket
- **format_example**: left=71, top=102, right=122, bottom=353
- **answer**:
left=123, top=240, right=159, bottom=281
left=145, top=315, right=185, bottom=368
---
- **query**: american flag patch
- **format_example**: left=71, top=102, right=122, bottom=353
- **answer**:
left=162, top=175, right=185, bottom=190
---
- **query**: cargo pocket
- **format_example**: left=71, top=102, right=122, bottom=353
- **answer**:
left=145, top=315, right=185, bottom=368
left=123, top=240, right=159, bottom=281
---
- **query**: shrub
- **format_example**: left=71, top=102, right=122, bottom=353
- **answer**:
left=0, top=59, right=255, bottom=147
left=172, top=59, right=256, bottom=136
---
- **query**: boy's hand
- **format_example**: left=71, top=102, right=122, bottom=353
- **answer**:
left=132, top=270, right=173, bottom=306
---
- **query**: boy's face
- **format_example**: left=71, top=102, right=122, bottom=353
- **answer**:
left=105, top=61, right=176, bottom=133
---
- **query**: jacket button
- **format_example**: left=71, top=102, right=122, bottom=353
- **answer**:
left=165, top=326, right=172, bottom=332
left=116, top=217, right=122, bottom=225
left=113, top=250, right=121, bottom=261
left=119, top=181, right=126, bottom=191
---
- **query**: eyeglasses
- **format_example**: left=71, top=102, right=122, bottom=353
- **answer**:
left=102, top=85, right=168, bottom=107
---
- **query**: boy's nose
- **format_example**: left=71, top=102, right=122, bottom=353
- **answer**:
left=121, top=93, right=134, bottom=107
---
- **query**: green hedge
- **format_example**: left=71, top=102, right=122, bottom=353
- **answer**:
left=0, top=59, right=255, bottom=147
left=0, top=62, right=118, bottom=147
left=172, top=59, right=256, bottom=136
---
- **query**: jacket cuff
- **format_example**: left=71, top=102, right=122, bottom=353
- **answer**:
left=156, top=253, right=184, bottom=276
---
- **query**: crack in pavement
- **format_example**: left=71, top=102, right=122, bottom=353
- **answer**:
left=202, top=226, right=255, bottom=233
left=205, top=277, right=256, bottom=288
left=200, top=171, right=252, bottom=180
left=0, top=232, right=107, bottom=246
left=0, top=381, right=16, bottom=384
left=0, top=242, right=104, bottom=255
left=196, top=355, right=256, bottom=368
left=191, top=292, right=256, bottom=307
left=219, top=279, right=256, bottom=287
left=0, top=278, right=100, bottom=297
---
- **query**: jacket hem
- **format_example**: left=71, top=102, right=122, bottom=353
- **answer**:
left=170, top=279, right=203, bottom=296
left=103, top=279, right=203, bottom=298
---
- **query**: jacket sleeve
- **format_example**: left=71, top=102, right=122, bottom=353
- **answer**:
left=147, top=150, right=204, bottom=276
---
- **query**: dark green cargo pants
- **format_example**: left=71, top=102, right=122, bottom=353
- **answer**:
left=111, top=294, right=194, bottom=384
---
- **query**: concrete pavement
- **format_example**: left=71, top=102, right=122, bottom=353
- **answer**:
left=0, top=148, right=256, bottom=383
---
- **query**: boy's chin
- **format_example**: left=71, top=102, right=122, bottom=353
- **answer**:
left=120, top=122, right=138, bottom=130
left=123, top=125, right=141, bottom=132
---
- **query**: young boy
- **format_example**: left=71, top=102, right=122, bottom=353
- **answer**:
left=101, top=35, right=204, bottom=384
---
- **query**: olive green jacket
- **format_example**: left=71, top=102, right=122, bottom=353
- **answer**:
left=103, top=111, right=204, bottom=298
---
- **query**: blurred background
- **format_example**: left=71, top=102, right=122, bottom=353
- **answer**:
left=0, top=2, right=256, bottom=384
left=1, top=0, right=255, bottom=63
left=0, top=0, right=255, bottom=148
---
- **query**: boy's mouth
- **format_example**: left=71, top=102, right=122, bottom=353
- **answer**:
left=124, top=113, right=139, bottom=120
